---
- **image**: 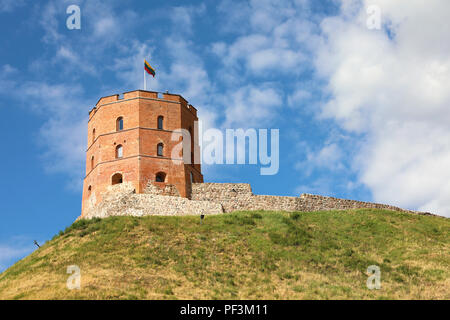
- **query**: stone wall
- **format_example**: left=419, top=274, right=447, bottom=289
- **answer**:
left=144, top=181, right=181, bottom=197
left=191, top=183, right=254, bottom=200
left=191, top=183, right=430, bottom=215
left=191, top=183, right=254, bottom=212
left=190, top=183, right=302, bottom=212
left=297, top=193, right=419, bottom=213
left=84, top=185, right=223, bottom=219
left=82, top=182, right=434, bottom=219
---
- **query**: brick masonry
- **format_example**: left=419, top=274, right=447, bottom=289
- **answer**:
left=81, top=90, right=204, bottom=218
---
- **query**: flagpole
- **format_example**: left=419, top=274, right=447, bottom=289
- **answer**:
left=143, top=65, right=146, bottom=91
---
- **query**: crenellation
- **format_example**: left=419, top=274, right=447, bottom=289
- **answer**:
left=96, top=94, right=119, bottom=106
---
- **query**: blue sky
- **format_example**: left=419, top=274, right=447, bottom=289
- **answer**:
left=1, top=0, right=449, bottom=271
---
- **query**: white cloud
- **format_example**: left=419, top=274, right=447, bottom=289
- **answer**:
left=0, top=0, right=25, bottom=13
left=0, top=240, right=35, bottom=272
left=39, top=117, right=87, bottom=191
left=161, top=37, right=212, bottom=104
left=93, top=16, right=116, bottom=37
left=223, top=85, right=283, bottom=128
left=111, top=41, right=158, bottom=90
left=23, top=84, right=88, bottom=188
left=212, top=0, right=319, bottom=127
left=297, top=143, right=344, bottom=174
left=248, top=48, right=305, bottom=73
left=0, top=65, right=17, bottom=93
left=40, top=1, right=138, bottom=47
left=54, top=46, right=96, bottom=75
left=211, top=42, right=227, bottom=56
left=1, top=64, right=17, bottom=74
left=288, top=88, right=312, bottom=107
left=215, top=24, right=310, bottom=76
left=0, top=73, right=89, bottom=189
left=315, top=0, right=450, bottom=216
left=0, top=1, right=144, bottom=190
left=170, top=4, right=206, bottom=35
left=40, top=1, right=62, bottom=43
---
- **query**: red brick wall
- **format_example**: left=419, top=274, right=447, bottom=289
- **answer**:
left=81, top=90, right=204, bottom=217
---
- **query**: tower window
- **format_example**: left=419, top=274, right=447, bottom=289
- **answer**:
left=92, top=128, right=96, bottom=143
left=116, top=145, right=123, bottom=158
left=190, top=172, right=194, bottom=183
left=157, top=143, right=164, bottom=156
left=91, top=156, right=94, bottom=170
left=155, top=172, right=166, bottom=182
left=157, top=116, right=164, bottom=130
left=116, top=117, right=124, bottom=131
left=112, top=173, right=123, bottom=185
left=88, top=185, right=92, bottom=195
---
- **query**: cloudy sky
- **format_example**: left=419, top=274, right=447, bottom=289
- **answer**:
left=0, top=0, right=449, bottom=271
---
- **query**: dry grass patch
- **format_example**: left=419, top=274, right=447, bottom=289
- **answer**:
left=0, top=210, right=448, bottom=300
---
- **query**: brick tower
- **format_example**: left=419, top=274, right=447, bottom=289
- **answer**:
left=81, top=90, right=203, bottom=217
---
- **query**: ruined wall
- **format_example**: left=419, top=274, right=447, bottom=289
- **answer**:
left=190, top=183, right=302, bottom=212
left=191, top=183, right=253, bottom=211
left=191, top=183, right=424, bottom=215
left=84, top=183, right=223, bottom=219
left=191, top=183, right=254, bottom=199
left=297, top=194, right=419, bottom=214
left=144, top=180, right=181, bottom=197
left=82, top=182, right=431, bottom=220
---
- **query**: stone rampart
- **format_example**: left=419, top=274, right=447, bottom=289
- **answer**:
left=82, top=182, right=434, bottom=219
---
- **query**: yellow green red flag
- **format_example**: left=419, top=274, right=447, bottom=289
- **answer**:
left=144, top=59, right=155, bottom=77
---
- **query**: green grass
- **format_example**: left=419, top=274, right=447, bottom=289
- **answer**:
left=0, top=209, right=448, bottom=300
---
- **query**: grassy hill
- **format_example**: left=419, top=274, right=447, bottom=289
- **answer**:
left=0, top=209, right=448, bottom=300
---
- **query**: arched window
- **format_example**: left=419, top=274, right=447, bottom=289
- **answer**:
left=92, top=128, right=96, bottom=144
left=116, top=117, right=124, bottom=131
left=116, top=144, right=123, bottom=158
left=157, top=116, right=164, bottom=130
left=157, top=143, right=164, bottom=156
left=91, top=156, right=94, bottom=170
left=88, top=185, right=92, bottom=195
left=155, top=172, right=166, bottom=182
left=112, top=173, right=123, bottom=185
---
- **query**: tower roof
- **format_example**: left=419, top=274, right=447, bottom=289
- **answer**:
left=89, top=90, right=197, bottom=119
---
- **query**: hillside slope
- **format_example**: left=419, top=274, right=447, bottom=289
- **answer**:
left=0, top=209, right=448, bottom=300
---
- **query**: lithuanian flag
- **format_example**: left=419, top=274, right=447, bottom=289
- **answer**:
left=144, top=59, right=155, bottom=77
